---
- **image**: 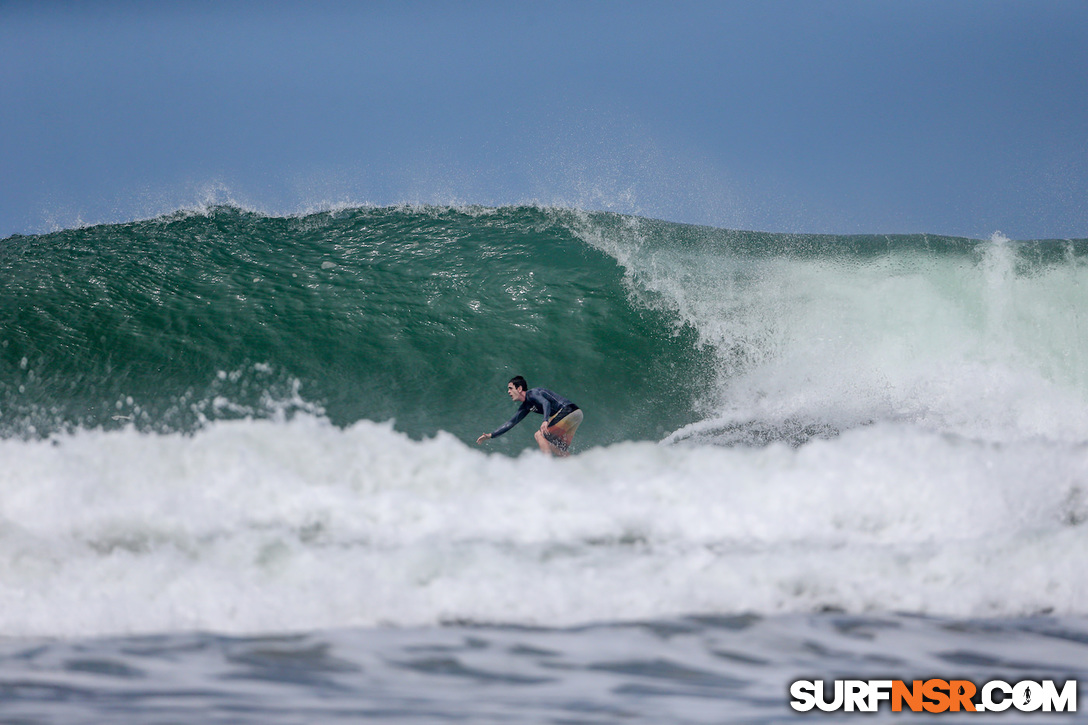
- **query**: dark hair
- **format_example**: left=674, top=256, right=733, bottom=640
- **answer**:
left=508, top=375, right=528, bottom=391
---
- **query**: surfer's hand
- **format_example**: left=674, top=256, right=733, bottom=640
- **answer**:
left=540, top=421, right=549, bottom=433
left=476, top=433, right=490, bottom=444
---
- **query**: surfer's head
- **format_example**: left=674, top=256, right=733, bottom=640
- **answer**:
left=507, top=376, right=528, bottom=402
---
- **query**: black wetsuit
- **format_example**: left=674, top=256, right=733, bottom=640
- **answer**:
left=490, top=387, right=579, bottom=438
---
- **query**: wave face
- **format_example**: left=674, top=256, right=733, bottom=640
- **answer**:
left=2, top=205, right=1087, bottom=637
left=0, top=206, right=711, bottom=446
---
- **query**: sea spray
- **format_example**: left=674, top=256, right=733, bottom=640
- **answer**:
left=564, top=212, right=1088, bottom=444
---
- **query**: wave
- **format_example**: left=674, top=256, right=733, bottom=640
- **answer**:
left=3, top=204, right=1087, bottom=637
left=0, top=205, right=712, bottom=446
left=3, top=204, right=1086, bottom=447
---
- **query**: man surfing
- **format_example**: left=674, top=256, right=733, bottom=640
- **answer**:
left=476, top=376, right=583, bottom=457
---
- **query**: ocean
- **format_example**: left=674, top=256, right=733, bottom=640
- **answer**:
left=1, top=204, right=1086, bottom=722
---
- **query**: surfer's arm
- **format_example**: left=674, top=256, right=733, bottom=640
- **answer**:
left=489, top=403, right=529, bottom=439
left=534, top=391, right=556, bottom=431
left=525, top=389, right=555, bottom=429
left=539, top=400, right=554, bottom=433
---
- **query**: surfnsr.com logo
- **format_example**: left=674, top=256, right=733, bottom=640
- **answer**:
left=790, top=679, right=1077, bottom=713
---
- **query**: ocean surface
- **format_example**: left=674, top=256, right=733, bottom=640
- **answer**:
left=2, top=205, right=1086, bottom=722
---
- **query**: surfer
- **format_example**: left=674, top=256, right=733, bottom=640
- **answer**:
left=476, top=376, right=583, bottom=457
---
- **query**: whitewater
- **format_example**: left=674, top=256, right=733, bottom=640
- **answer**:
left=1, top=204, right=1086, bottom=722
left=3, top=415, right=1087, bottom=638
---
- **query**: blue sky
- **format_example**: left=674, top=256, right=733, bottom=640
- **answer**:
left=2, top=0, right=1086, bottom=239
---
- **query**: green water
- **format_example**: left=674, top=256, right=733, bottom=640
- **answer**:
left=0, top=206, right=713, bottom=449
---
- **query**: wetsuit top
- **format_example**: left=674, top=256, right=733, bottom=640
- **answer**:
left=490, top=387, right=577, bottom=438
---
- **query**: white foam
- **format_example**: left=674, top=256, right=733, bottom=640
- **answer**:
left=1, top=416, right=1085, bottom=637
left=570, top=217, right=1088, bottom=444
